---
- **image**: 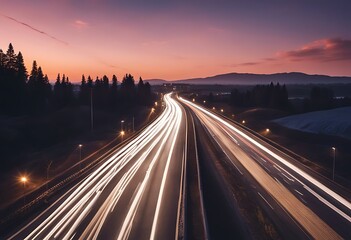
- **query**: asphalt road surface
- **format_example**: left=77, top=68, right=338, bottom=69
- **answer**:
left=179, top=97, right=351, bottom=240
left=5, top=92, right=351, bottom=239
left=8, top=93, right=187, bottom=240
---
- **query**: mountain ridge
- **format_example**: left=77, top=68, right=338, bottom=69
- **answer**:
left=145, top=72, right=351, bottom=85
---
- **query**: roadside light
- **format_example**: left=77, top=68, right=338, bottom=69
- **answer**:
left=242, top=120, right=246, bottom=124
left=203, top=100, right=206, bottom=103
left=232, top=114, right=235, bottom=117
left=151, top=108, right=155, bottom=113
left=21, top=176, right=27, bottom=183
left=266, top=128, right=270, bottom=133
left=78, top=144, right=83, bottom=161
left=192, top=98, right=195, bottom=102
left=20, top=176, right=28, bottom=187
left=155, top=101, right=158, bottom=106
left=121, top=130, right=125, bottom=136
left=221, top=109, right=224, bottom=113
left=212, top=107, right=215, bottom=110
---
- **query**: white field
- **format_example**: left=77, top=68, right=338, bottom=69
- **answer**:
left=274, top=107, right=351, bottom=140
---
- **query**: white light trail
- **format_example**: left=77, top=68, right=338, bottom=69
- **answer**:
left=10, top=93, right=185, bottom=240
left=180, top=97, right=351, bottom=214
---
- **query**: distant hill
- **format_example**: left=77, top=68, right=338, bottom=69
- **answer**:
left=144, top=79, right=168, bottom=85
left=145, top=72, right=351, bottom=85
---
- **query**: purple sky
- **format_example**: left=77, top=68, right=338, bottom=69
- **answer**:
left=1, top=0, right=351, bottom=81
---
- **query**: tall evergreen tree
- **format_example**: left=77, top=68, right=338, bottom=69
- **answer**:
left=87, top=75, right=93, bottom=88
left=28, top=60, right=38, bottom=86
left=111, top=75, right=118, bottom=89
left=4, top=43, right=17, bottom=70
left=121, top=74, right=135, bottom=96
left=16, top=52, right=27, bottom=83
left=0, top=49, right=5, bottom=69
left=79, top=74, right=90, bottom=105
left=28, top=64, right=52, bottom=112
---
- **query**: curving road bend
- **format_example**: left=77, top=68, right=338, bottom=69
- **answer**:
left=179, top=97, right=351, bottom=240
left=8, top=93, right=187, bottom=240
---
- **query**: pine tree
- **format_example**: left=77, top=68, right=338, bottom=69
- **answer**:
left=28, top=60, right=38, bottom=86
left=79, top=74, right=90, bottom=105
left=0, top=49, right=5, bottom=69
left=112, top=75, right=118, bottom=89
left=108, top=74, right=118, bottom=109
left=16, top=52, right=27, bottom=83
left=28, top=64, right=51, bottom=112
left=87, top=75, right=93, bottom=88
left=4, top=43, right=17, bottom=70
left=121, top=74, right=135, bottom=96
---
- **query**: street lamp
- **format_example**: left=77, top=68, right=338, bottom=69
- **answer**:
left=155, top=101, right=158, bottom=106
left=332, top=147, right=336, bottom=181
left=192, top=98, right=195, bottom=102
left=203, top=100, right=206, bottom=104
left=151, top=108, right=155, bottom=113
left=221, top=109, right=224, bottom=113
left=20, top=176, right=28, bottom=204
left=242, top=120, right=246, bottom=124
left=212, top=107, right=215, bottom=110
left=121, top=120, right=124, bottom=132
left=266, top=128, right=270, bottom=133
left=121, top=130, right=125, bottom=141
left=78, top=144, right=83, bottom=161
left=21, top=176, right=27, bottom=187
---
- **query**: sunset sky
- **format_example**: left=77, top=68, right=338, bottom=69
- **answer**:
left=1, top=0, right=351, bottom=82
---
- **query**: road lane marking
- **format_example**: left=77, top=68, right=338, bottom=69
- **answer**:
left=180, top=97, right=351, bottom=215
left=294, top=189, right=303, bottom=196
left=150, top=99, right=182, bottom=240
left=257, top=192, right=274, bottom=210
left=303, top=185, right=351, bottom=222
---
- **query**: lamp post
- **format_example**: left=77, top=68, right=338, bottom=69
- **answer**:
left=21, top=176, right=28, bottom=204
left=121, top=130, right=125, bottom=141
left=332, top=147, right=336, bottom=181
left=121, top=120, right=124, bottom=132
left=79, top=144, right=83, bottom=161
left=21, top=176, right=27, bottom=188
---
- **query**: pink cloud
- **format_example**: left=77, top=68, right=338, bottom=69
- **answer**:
left=73, top=20, right=88, bottom=29
left=278, top=38, right=351, bottom=62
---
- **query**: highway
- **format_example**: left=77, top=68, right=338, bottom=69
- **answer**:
left=8, top=93, right=187, bottom=240
left=179, top=97, right=351, bottom=240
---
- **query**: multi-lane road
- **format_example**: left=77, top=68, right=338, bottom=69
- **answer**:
left=179, top=96, right=351, bottom=239
left=7, top=93, right=187, bottom=240
left=3, top=92, right=351, bottom=239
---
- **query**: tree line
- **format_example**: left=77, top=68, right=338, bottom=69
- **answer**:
left=229, top=82, right=289, bottom=110
left=0, top=43, right=154, bottom=116
left=303, top=86, right=351, bottom=112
